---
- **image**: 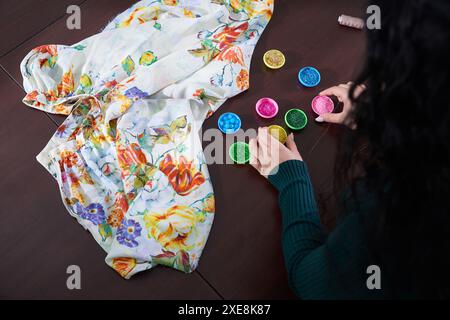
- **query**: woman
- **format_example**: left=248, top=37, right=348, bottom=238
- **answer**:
left=249, top=0, right=450, bottom=299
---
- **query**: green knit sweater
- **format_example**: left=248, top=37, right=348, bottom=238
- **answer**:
left=269, top=160, right=387, bottom=299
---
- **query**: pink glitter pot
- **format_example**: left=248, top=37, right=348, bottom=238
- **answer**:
left=311, top=95, right=335, bottom=115
left=256, top=98, right=279, bottom=119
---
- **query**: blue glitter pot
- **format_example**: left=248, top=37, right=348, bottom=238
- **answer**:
left=298, top=66, right=321, bottom=87
left=218, top=112, right=241, bottom=134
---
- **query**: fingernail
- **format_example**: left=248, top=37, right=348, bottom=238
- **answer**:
left=315, top=116, right=324, bottom=123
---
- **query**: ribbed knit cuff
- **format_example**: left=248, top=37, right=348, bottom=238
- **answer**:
left=268, top=160, right=319, bottom=228
left=268, top=160, right=310, bottom=192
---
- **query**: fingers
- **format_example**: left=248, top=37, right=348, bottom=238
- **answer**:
left=316, top=111, right=357, bottom=129
left=343, top=82, right=366, bottom=98
left=353, top=84, right=366, bottom=98
left=286, top=133, right=298, bottom=153
left=315, top=112, right=344, bottom=124
left=250, top=128, right=304, bottom=176
left=257, top=130, right=275, bottom=177
left=253, top=127, right=283, bottom=171
left=249, top=138, right=260, bottom=170
left=249, top=136, right=270, bottom=176
left=317, top=82, right=365, bottom=126
left=266, top=128, right=285, bottom=148
left=320, top=82, right=366, bottom=101
left=262, top=127, right=290, bottom=156
left=319, top=85, right=348, bottom=102
left=286, top=133, right=303, bottom=160
left=257, top=127, right=271, bottom=156
left=257, top=127, right=269, bottom=144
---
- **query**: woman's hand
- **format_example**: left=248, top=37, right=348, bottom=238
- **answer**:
left=315, top=82, right=366, bottom=129
left=249, top=127, right=302, bottom=178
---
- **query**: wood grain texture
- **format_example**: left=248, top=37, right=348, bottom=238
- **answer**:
left=197, top=0, right=365, bottom=299
left=0, top=0, right=366, bottom=299
left=0, top=0, right=85, bottom=56
left=0, top=66, right=220, bottom=301
left=0, top=0, right=136, bottom=125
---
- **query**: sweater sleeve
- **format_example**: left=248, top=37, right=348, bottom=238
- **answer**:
left=268, top=160, right=325, bottom=266
left=269, top=160, right=328, bottom=297
left=269, top=160, right=380, bottom=299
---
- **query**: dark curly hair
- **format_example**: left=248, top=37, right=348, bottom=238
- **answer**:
left=336, top=0, right=450, bottom=298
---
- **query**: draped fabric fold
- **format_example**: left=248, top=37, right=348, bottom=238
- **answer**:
left=21, top=0, right=273, bottom=278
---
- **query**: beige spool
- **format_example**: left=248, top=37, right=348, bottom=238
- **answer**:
left=338, top=14, right=365, bottom=30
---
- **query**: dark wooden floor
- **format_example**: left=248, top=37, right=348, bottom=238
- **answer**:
left=0, top=0, right=365, bottom=299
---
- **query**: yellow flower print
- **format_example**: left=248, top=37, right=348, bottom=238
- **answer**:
left=60, top=150, right=79, bottom=168
left=107, top=192, right=129, bottom=228
left=230, top=0, right=255, bottom=17
left=236, top=69, right=249, bottom=90
left=89, top=133, right=107, bottom=149
left=183, top=9, right=194, bottom=18
left=118, top=7, right=146, bottom=28
left=54, top=103, right=71, bottom=115
left=162, top=0, right=178, bottom=6
left=112, top=257, right=137, bottom=278
left=70, top=183, right=87, bottom=205
left=144, top=205, right=203, bottom=251
left=80, top=74, right=92, bottom=88
left=230, top=0, right=242, bottom=11
left=139, top=51, right=157, bottom=66
left=55, top=69, right=75, bottom=98
left=203, top=194, right=215, bottom=213
left=258, top=8, right=273, bottom=20
left=109, top=89, right=133, bottom=113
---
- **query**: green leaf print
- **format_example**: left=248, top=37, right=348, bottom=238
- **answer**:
left=188, top=41, right=219, bottom=63
left=139, top=51, right=158, bottom=66
left=152, top=251, right=177, bottom=266
left=47, top=56, right=57, bottom=68
left=80, top=74, right=92, bottom=88
left=174, top=251, right=191, bottom=273
left=98, top=222, right=112, bottom=241
left=72, top=44, right=87, bottom=51
left=121, top=55, right=135, bottom=76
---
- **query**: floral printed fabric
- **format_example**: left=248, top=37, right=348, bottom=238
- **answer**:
left=20, top=0, right=273, bottom=278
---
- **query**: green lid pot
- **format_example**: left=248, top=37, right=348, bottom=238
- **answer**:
left=285, top=108, right=308, bottom=130
left=229, top=142, right=250, bottom=164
